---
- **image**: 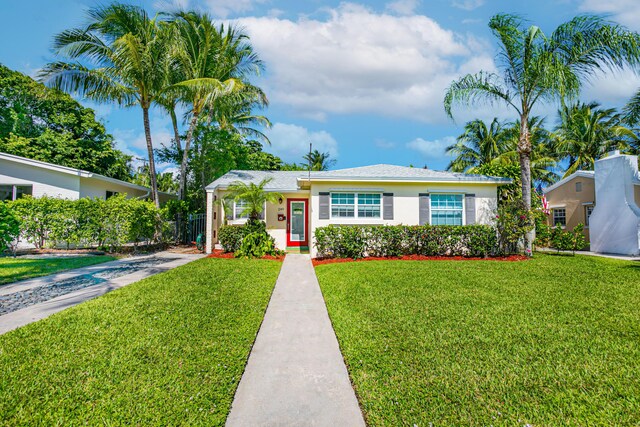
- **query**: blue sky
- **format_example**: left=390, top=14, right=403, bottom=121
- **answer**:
left=2, top=0, right=640, bottom=172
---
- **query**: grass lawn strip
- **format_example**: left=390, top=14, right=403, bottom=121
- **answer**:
left=0, top=256, right=116, bottom=286
left=316, top=254, right=640, bottom=426
left=0, top=258, right=281, bottom=426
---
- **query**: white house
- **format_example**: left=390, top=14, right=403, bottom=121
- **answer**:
left=205, top=164, right=511, bottom=257
left=0, top=152, right=176, bottom=204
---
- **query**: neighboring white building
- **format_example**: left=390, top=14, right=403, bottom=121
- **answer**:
left=0, top=152, right=176, bottom=204
left=204, top=164, right=511, bottom=257
left=589, top=152, right=640, bottom=256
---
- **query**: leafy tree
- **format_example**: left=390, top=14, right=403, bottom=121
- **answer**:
left=447, top=118, right=510, bottom=172
left=444, top=13, right=640, bottom=254
left=0, top=202, right=20, bottom=254
left=303, top=149, right=336, bottom=171
left=226, top=178, right=282, bottom=221
left=0, top=64, right=132, bottom=179
left=554, top=102, right=636, bottom=176
left=41, top=3, right=173, bottom=207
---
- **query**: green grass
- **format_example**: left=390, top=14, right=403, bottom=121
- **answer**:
left=0, top=258, right=281, bottom=426
left=0, top=255, right=116, bottom=285
left=315, top=254, right=640, bottom=426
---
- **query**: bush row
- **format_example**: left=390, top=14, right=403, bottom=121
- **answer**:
left=5, top=195, right=169, bottom=252
left=218, top=221, right=282, bottom=258
left=314, top=224, right=499, bottom=259
left=535, top=222, right=587, bottom=253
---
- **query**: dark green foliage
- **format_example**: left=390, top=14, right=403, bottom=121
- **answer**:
left=550, top=224, right=588, bottom=254
left=8, top=195, right=165, bottom=251
left=0, top=258, right=281, bottom=424
left=235, top=232, right=281, bottom=258
left=316, top=254, right=640, bottom=425
left=534, top=217, right=553, bottom=247
left=0, top=202, right=20, bottom=254
left=0, top=64, right=132, bottom=180
left=494, top=199, right=535, bottom=255
left=314, top=224, right=498, bottom=259
left=218, top=225, right=249, bottom=253
left=0, top=256, right=115, bottom=286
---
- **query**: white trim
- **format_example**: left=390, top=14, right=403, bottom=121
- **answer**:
left=429, top=193, right=465, bottom=226
left=582, top=202, right=595, bottom=206
left=300, top=177, right=511, bottom=185
left=232, top=200, right=266, bottom=221
left=543, top=171, right=595, bottom=194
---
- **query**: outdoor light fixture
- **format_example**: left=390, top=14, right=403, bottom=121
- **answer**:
left=278, top=197, right=283, bottom=204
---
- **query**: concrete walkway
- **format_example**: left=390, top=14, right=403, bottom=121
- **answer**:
left=0, top=251, right=204, bottom=335
left=226, top=254, right=365, bottom=427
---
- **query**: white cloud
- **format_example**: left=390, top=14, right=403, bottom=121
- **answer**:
left=385, top=0, right=419, bottom=16
left=406, top=136, right=454, bottom=161
left=375, top=139, right=396, bottom=149
left=265, top=123, right=338, bottom=163
left=206, top=0, right=265, bottom=18
left=581, top=68, right=640, bottom=107
left=451, top=0, right=484, bottom=11
left=238, top=3, right=495, bottom=123
left=580, top=0, right=640, bottom=30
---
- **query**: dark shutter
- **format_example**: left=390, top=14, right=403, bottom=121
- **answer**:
left=419, top=193, right=430, bottom=225
left=465, top=193, right=476, bottom=225
left=319, top=192, right=330, bottom=219
left=383, top=193, right=394, bottom=220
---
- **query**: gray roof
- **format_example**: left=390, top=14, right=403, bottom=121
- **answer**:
left=206, top=164, right=511, bottom=191
left=205, top=170, right=309, bottom=191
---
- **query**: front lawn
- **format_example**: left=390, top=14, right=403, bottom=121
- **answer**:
left=0, top=258, right=281, bottom=425
left=0, top=255, right=116, bottom=285
left=316, top=254, right=640, bottom=426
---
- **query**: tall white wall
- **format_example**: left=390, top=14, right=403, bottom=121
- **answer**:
left=0, top=158, right=80, bottom=199
left=589, top=153, right=640, bottom=256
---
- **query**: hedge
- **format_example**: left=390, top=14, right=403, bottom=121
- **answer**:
left=314, top=224, right=499, bottom=259
left=7, top=195, right=168, bottom=252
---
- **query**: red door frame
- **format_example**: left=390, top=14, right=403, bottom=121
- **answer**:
left=286, top=198, right=309, bottom=247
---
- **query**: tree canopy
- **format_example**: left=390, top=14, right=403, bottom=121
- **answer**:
left=0, top=64, right=132, bottom=180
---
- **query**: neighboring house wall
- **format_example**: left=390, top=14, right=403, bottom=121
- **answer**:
left=0, top=157, right=81, bottom=200
left=544, top=175, right=595, bottom=242
left=79, top=176, right=148, bottom=199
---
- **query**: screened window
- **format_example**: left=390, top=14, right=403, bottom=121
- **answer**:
left=330, top=193, right=381, bottom=218
left=106, top=190, right=119, bottom=199
left=585, top=205, right=594, bottom=226
left=430, top=194, right=463, bottom=225
left=0, top=184, right=32, bottom=201
left=233, top=199, right=264, bottom=220
left=575, top=181, right=582, bottom=192
left=553, top=208, right=566, bottom=226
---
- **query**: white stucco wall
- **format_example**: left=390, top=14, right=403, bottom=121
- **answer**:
left=308, top=181, right=499, bottom=257
left=0, top=158, right=81, bottom=199
left=589, top=153, right=640, bottom=256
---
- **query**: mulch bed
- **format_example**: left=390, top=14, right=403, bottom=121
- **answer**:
left=207, top=249, right=285, bottom=261
left=312, top=254, right=528, bottom=266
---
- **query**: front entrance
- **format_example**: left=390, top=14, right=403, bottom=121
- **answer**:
left=286, top=199, right=309, bottom=247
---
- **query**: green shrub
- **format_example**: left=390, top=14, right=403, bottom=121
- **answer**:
left=235, top=231, right=282, bottom=258
left=0, top=202, right=20, bottom=254
left=314, top=224, right=498, bottom=259
left=551, top=224, right=587, bottom=254
left=219, top=225, right=249, bottom=252
left=495, top=199, right=535, bottom=255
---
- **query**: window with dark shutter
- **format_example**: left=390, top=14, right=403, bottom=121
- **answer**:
left=319, top=192, right=330, bottom=219
left=465, top=194, right=476, bottom=225
left=419, top=193, right=430, bottom=225
left=383, top=193, right=394, bottom=220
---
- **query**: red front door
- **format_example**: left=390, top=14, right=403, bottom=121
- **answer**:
left=286, top=199, right=309, bottom=247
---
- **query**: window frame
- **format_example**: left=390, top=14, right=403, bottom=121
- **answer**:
left=0, top=184, right=33, bottom=202
left=232, top=199, right=266, bottom=222
left=329, top=192, right=382, bottom=219
left=552, top=207, right=567, bottom=227
left=585, top=204, right=594, bottom=227
left=429, top=193, right=465, bottom=226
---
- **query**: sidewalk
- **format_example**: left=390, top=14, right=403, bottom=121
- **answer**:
left=0, top=251, right=204, bottom=335
left=226, top=254, right=365, bottom=427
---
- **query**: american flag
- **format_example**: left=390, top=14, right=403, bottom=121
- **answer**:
left=541, top=194, right=550, bottom=215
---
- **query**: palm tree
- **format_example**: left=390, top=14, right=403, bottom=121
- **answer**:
left=40, top=3, right=171, bottom=207
left=554, top=102, right=636, bottom=176
left=303, top=150, right=336, bottom=171
left=444, top=14, right=640, bottom=253
left=226, top=178, right=282, bottom=221
left=169, top=11, right=262, bottom=201
left=446, top=118, right=509, bottom=172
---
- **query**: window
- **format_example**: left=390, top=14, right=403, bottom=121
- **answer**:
left=233, top=199, right=264, bottom=220
left=0, top=184, right=32, bottom=201
left=553, top=208, right=566, bottom=226
left=106, top=190, right=119, bottom=199
left=575, top=181, right=582, bottom=192
left=585, top=205, right=594, bottom=226
left=330, top=193, right=381, bottom=218
left=430, top=194, right=463, bottom=225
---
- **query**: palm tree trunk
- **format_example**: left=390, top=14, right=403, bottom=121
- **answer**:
left=142, top=106, right=160, bottom=209
left=518, top=115, right=533, bottom=256
left=170, top=107, right=183, bottom=154
left=179, top=111, right=200, bottom=201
